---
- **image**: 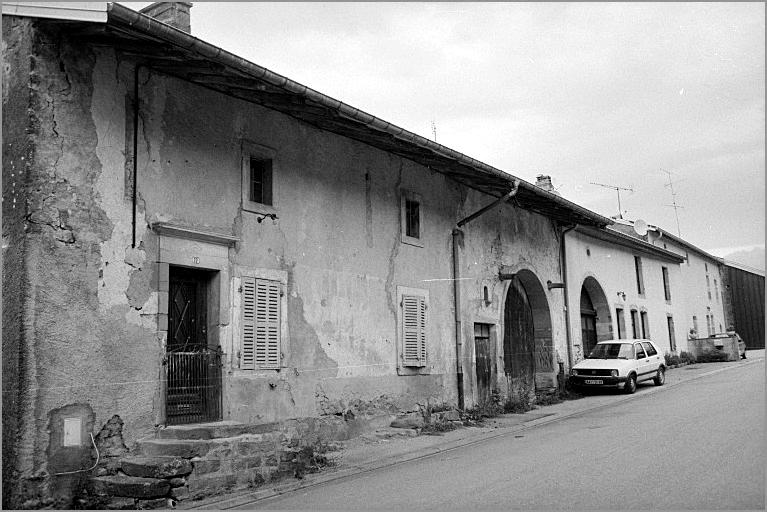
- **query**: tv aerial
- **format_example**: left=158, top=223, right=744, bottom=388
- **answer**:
left=660, top=168, right=684, bottom=237
left=590, top=181, right=634, bottom=219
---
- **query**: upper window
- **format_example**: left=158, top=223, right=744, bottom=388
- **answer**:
left=241, top=141, right=277, bottom=214
left=249, top=157, right=273, bottom=206
left=661, top=266, right=671, bottom=301
left=634, top=256, right=645, bottom=295
left=400, top=191, right=423, bottom=247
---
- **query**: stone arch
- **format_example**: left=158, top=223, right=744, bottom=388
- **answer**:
left=502, top=268, right=554, bottom=392
left=580, top=276, right=613, bottom=356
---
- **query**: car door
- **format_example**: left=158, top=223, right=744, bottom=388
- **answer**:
left=641, top=342, right=662, bottom=375
left=634, top=342, right=651, bottom=381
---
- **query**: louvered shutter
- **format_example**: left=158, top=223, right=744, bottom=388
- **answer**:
left=241, top=277, right=281, bottom=370
left=402, top=295, right=427, bottom=366
left=255, top=278, right=281, bottom=369
left=241, top=277, right=256, bottom=370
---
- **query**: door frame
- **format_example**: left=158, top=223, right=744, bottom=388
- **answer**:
left=153, top=224, right=236, bottom=426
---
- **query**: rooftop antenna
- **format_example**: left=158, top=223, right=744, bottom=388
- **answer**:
left=431, top=119, right=437, bottom=142
left=590, top=181, right=634, bottom=219
left=660, top=168, right=684, bottom=237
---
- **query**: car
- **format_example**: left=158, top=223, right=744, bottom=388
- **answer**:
left=569, top=339, right=666, bottom=394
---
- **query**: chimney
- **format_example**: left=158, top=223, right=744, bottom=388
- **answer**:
left=535, top=175, right=559, bottom=195
left=139, top=2, right=192, bottom=34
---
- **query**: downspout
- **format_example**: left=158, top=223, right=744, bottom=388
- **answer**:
left=560, top=224, right=577, bottom=370
left=452, top=180, right=520, bottom=410
left=452, top=228, right=464, bottom=410
left=132, top=63, right=141, bottom=248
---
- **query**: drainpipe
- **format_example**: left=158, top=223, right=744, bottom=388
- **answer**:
left=452, top=180, right=520, bottom=410
left=560, top=224, right=577, bottom=370
left=132, top=64, right=142, bottom=248
left=452, top=228, right=464, bottom=410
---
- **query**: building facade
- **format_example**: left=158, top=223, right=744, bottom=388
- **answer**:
left=565, top=225, right=686, bottom=360
left=2, top=4, right=614, bottom=506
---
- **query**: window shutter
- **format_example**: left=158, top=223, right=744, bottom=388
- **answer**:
left=241, top=277, right=256, bottom=370
left=402, top=295, right=427, bottom=366
left=255, top=278, right=281, bottom=369
left=241, top=277, right=281, bottom=370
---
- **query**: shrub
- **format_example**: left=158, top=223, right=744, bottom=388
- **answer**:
left=664, top=353, right=682, bottom=366
left=679, top=351, right=696, bottom=364
left=695, top=350, right=729, bottom=363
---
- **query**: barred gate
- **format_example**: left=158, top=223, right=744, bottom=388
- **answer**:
left=165, top=349, right=222, bottom=425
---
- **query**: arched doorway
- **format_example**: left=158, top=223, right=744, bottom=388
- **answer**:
left=580, top=277, right=612, bottom=357
left=503, top=270, right=554, bottom=393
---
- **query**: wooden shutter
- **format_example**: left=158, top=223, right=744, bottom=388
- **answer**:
left=402, top=295, right=427, bottom=366
left=241, top=277, right=281, bottom=370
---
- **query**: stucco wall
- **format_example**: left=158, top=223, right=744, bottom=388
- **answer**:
left=5, top=23, right=568, bottom=504
left=2, top=15, right=36, bottom=508
left=661, top=240, right=727, bottom=340
left=565, top=230, right=685, bottom=359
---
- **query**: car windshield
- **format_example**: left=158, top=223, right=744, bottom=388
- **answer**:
left=587, top=343, right=634, bottom=359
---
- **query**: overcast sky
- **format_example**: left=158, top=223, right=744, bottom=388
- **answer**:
left=124, top=2, right=765, bottom=268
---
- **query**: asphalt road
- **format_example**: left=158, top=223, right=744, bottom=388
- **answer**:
left=242, top=359, right=765, bottom=510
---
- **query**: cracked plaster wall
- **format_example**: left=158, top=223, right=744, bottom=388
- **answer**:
left=5, top=23, right=570, bottom=503
left=2, top=24, right=161, bottom=506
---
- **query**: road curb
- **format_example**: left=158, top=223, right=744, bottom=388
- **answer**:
left=185, top=357, right=764, bottom=509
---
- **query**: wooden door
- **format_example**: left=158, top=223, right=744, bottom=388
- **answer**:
left=503, top=277, right=535, bottom=390
left=166, top=267, right=221, bottom=425
left=474, top=324, right=495, bottom=406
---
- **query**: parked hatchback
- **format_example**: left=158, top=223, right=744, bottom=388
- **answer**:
left=570, top=339, right=665, bottom=394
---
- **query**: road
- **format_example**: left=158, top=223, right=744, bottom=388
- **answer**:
left=239, top=359, right=764, bottom=510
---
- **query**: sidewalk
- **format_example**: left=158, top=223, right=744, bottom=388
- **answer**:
left=184, top=351, right=764, bottom=510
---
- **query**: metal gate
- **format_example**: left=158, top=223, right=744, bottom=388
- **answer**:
left=165, top=348, right=222, bottom=425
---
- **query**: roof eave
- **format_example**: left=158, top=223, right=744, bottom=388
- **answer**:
left=102, top=3, right=611, bottom=228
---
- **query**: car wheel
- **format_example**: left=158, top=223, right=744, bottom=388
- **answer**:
left=625, top=373, right=637, bottom=394
left=653, top=366, right=665, bottom=386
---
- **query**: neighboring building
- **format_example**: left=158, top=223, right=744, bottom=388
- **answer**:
left=719, top=260, right=765, bottom=349
left=611, top=222, right=729, bottom=345
left=2, top=3, right=614, bottom=506
left=564, top=224, right=686, bottom=361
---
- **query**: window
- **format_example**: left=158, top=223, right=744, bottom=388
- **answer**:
left=631, top=309, right=640, bottom=338
left=714, top=279, right=719, bottom=303
left=706, top=274, right=711, bottom=300
left=634, top=256, right=645, bottom=295
left=249, top=158, right=273, bottom=206
left=667, top=316, right=676, bottom=352
left=241, top=277, right=281, bottom=370
left=640, top=311, right=650, bottom=339
left=705, top=314, right=713, bottom=337
left=642, top=341, right=658, bottom=357
left=616, top=307, right=625, bottom=339
left=400, top=191, right=423, bottom=247
left=241, top=141, right=277, bottom=214
left=685, top=251, right=690, bottom=266
left=692, top=315, right=699, bottom=337
left=397, top=286, right=429, bottom=373
left=661, top=267, right=671, bottom=301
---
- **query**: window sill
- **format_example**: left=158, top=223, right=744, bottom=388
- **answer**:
left=243, top=202, right=277, bottom=216
left=400, top=235, right=424, bottom=248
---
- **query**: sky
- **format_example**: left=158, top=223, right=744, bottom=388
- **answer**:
left=123, top=2, right=765, bottom=269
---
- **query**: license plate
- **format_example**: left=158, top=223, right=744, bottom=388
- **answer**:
left=584, top=379, right=603, bottom=385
